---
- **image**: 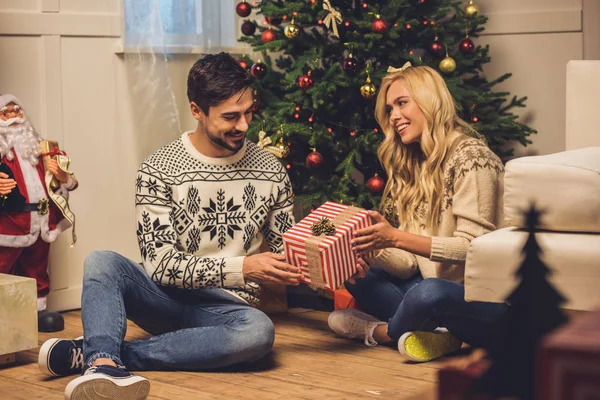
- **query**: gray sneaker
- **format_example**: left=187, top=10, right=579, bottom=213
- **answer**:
left=64, top=365, right=150, bottom=400
left=327, top=309, right=385, bottom=346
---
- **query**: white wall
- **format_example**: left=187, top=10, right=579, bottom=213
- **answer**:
left=0, top=0, right=595, bottom=310
left=478, top=0, right=584, bottom=157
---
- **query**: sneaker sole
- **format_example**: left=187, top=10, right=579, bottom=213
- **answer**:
left=38, top=336, right=84, bottom=377
left=398, top=331, right=462, bottom=362
left=39, top=338, right=61, bottom=376
left=65, top=374, right=150, bottom=400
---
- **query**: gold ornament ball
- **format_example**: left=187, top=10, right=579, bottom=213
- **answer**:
left=284, top=22, right=300, bottom=39
left=277, top=138, right=290, bottom=158
left=439, top=56, right=456, bottom=73
left=360, top=81, right=377, bottom=99
left=465, top=1, right=479, bottom=17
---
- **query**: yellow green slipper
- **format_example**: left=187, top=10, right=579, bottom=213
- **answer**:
left=398, top=330, right=462, bottom=362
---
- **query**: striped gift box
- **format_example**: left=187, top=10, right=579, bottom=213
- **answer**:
left=282, top=202, right=372, bottom=291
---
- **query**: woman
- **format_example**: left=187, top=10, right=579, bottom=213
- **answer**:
left=328, top=63, right=508, bottom=362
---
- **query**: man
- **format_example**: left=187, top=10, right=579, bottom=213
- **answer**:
left=38, top=53, right=302, bottom=400
left=0, top=94, right=78, bottom=333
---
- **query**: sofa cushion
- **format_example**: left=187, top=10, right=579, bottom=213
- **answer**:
left=504, top=147, right=600, bottom=233
left=465, top=227, right=600, bottom=311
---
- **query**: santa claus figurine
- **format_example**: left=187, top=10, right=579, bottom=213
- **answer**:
left=0, top=94, right=78, bottom=332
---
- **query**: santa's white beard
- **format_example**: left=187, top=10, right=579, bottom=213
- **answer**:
left=0, top=120, right=42, bottom=166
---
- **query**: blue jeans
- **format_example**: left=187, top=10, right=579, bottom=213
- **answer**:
left=81, top=250, right=274, bottom=371
left=345, top=266, right=507, bottom=348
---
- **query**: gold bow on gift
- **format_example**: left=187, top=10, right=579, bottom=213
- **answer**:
left=387, top=61, right=412, bottom=74
left=257, top=130, right=290, bottom=158
left=310, top=217, right=337, bottom=236
left=322, top=0, right=342, bottom=38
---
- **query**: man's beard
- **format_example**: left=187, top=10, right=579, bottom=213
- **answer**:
left=0, top=120, right=42, bottom=165
left=206, top=128, right=245, bottom=153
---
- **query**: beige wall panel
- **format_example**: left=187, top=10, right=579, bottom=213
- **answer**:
left=565, top=61, right=600, bottom=150
left=481, top=32, right=583, bottom=157
left=0, top=36, right=43, bottom=130
left=0, top=0, right=38, bottom=11
left=477, top=0, right=581, bottom=35
left=60, top=0, right=120, bottom=14
left=46, top=37, right=141, bottom=310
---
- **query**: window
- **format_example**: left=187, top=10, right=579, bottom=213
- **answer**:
left=123, top=0, right=239, bottom=52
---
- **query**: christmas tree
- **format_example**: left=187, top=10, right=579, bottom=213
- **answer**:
left=477, top=204, right=567, bottom=399
left=237, top=0, right=535, bottom=209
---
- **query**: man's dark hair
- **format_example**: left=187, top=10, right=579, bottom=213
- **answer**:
left=187, top=52, right=253, bottom=115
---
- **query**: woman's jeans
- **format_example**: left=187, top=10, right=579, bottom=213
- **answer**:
left=345, top=266, right=508, bottom=348
left=81, top=250, right=274, bottom=371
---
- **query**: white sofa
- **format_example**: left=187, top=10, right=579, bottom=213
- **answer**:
left=464, top=61, right=600, bottom=311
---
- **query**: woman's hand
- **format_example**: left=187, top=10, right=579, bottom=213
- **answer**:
left=351, top=210, right=400, bottom=254
left=347, top=256, right=371, bottom=284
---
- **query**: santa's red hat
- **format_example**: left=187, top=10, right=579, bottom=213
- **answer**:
left=0, top=94, right=24, bottom=109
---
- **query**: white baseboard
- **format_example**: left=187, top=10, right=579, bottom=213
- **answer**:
left=47, top=285, right=82, bottom=312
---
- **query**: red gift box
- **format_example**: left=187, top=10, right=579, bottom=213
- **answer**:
left=537, top=309, right=600, bottom=400
left=334, top=289, right=357, bottom=310
left=283, top=202, right=371, bottom=291
left=438, top=357, right=490, bottom=400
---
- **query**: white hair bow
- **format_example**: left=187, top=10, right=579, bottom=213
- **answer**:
left=387, top=61, right=412, bottom=73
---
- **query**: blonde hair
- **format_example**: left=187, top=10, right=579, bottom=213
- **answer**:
left=375, top=65, right=480, bottom=233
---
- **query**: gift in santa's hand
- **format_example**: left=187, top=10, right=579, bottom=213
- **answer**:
left=283, top=202, right=372, bottom=291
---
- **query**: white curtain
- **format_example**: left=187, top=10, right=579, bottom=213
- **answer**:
left=122, top=0, right=236, bottom=158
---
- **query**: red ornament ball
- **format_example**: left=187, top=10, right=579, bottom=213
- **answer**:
left=459, top=38, right=475, bottom=55
left=343, top=56, right=359, bottom=74
left=430, top=40, right=445, bottom=57
left=372, top=18, right=388, bottom=34
left=261, top=29, right=277, bottom=43
left=367, top=175, right=385, bottom=194
left=298, top=72, right=314, bottom=90
left=250, top=62, right=267, bottom=78
left=265, top=16, right=283, bottom=25
left=241, top=21, right=256, bottom=36
left=236, top=1, right=252, bottom=18
left=305, top=150, right=324, bottom=169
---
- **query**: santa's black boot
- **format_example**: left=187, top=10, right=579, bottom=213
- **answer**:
left=38, top=310, right=65, bottom=332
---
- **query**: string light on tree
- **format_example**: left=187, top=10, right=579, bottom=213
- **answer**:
left=238, top=60, right=247, bottom=69
left=306, top=149, right=324, bottom=168
left=465, top=0, right=479, bottom=17
left=236, top=0, right=252, bottom=17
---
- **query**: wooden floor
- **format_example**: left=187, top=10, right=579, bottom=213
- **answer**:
left=0, top=309, right=442, bottom=399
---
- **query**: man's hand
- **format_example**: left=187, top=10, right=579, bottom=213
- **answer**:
left=243, top=252, right=303, bottom=285
left=0, top=172, right=16, bottom=195
left=47, top=158, right=69, bottom=183
left=351, top=210, right=400, bottom=254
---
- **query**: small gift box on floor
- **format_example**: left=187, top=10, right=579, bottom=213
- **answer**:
left=283, top=201, right=372, bottom=291
left=334, top=288, right=358, bottom=310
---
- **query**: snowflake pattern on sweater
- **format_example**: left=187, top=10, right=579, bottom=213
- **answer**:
left=135, top=133, right=295, bottom=305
